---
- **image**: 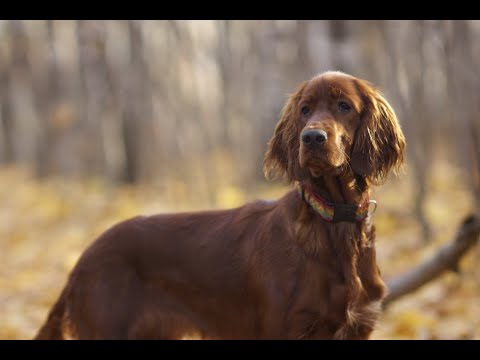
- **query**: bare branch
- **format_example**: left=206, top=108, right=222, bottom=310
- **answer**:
left=384, top=214, right=480, bottom=306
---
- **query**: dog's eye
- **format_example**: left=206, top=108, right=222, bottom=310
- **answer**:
left=301, top=106, right=310, bottom=115
left=338, top=101, right=351, bottom=112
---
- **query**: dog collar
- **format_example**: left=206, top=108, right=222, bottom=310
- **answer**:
left=296, top=183, right=376, bottom=223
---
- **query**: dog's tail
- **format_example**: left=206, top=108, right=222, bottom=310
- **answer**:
left=34, top=287, right=68, bottom=340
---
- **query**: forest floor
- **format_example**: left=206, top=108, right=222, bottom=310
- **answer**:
left=0, top=160, right=478, bottom=339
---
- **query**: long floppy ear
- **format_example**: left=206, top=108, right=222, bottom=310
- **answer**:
left=263, top=81, right=308, bottom=182
left=351, top=79, right=406, bottom=184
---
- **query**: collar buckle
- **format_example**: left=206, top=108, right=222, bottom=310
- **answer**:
left=368, top=200, right=377, bottom=216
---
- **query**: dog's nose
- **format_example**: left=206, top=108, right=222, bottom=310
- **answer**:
left=301, top=129, right=327, bottom=146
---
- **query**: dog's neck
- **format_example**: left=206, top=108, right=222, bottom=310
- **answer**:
left=302, top=173, right=370, bottom=206
left=293, top=172, right=374, bottom=312
left=293, top=171, right=372, bottom=238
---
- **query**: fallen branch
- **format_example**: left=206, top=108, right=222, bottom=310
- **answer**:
left=383, top=214, right=480, bottom=307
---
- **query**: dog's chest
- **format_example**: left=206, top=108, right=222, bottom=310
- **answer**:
left=289, top=220, right=384, bottom=339
left=324, top=278, right=383, bottom=339
left=330, top=280, right=383, bottom=339
left=292, top=257, right=383, bottom=338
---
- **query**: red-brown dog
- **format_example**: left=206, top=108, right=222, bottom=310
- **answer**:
left=35, top=71, right=405, bottom=339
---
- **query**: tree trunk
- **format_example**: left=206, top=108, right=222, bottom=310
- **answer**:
left=0, top=47, right=14, bottom=163
left=384, top=214, right=480, bottom=306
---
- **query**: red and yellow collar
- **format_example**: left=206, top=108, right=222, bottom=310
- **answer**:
left=296, top=183, right=375, bottom=223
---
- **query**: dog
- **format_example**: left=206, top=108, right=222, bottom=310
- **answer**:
left=35, top=71, right=405, bottom=339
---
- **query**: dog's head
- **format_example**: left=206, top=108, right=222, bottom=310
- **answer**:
left=264, top=71, right=406, bottom=185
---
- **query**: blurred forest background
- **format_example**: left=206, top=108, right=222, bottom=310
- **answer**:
left=0, top=20, right=479, bottom=339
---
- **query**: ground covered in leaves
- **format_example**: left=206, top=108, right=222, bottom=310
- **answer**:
left=0, top=162, right=478, bottom=339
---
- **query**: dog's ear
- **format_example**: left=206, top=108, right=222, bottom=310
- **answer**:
left=263, top=81, right=308, bottom=182
left=351, top=79, right=406, bottom=184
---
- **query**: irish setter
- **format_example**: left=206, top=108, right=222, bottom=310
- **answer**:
left=35, top=71, right=405, bottom=340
